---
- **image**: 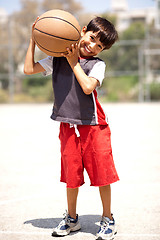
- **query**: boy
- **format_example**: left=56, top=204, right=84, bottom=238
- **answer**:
left=24, top=16, right=119, bottom=240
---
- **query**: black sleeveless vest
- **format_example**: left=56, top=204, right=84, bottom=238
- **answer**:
left=50, top=57, right=102, bottom=125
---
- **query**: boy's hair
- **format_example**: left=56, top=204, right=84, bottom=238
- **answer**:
left=86, top=17, right=118, bottom=49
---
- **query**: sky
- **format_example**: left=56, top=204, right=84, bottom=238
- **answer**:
left=0, top=0, right=156, bottom=15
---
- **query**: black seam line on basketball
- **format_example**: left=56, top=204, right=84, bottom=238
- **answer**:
left=38, top=16, right=81, bottom=36
left=35, top=39, right=68, bottom=54
left=34, top=28, right=79, bottom=41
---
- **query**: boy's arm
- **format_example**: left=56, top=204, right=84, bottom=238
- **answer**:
left=63, top=44, right=99, bottom=95
left=24, top=19, right=45, bottom=75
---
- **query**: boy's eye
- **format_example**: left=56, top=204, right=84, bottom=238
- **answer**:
left=98, top=45, right=102, bottom=49
left=90, top=36, right=94, bottom=40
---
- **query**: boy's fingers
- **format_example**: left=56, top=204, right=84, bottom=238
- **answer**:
left=35, top=16, right=39, bottom=23
left=66, top=48, right=72, bottom=55
left=72, top=43, right=77, bottom=49
left=61, top=49, right=70, bottom=58
left=32, top=16, right=39, bottom=27
left=62, top=44, right=77, bottom=58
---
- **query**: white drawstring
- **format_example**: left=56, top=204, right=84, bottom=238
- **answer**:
left=70, top=124, right=80, bottom=137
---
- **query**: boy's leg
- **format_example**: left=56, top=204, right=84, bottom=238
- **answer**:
left=99, top=184, right=112, bottom=219
left=96, top=184, right=117, bottom=240
left=67, top=187, right=79, bottom=219
left=52, top=187, right=80, bottom=236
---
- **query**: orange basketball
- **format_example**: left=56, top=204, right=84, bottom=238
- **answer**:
left=33, top=9, right=81, bottom=57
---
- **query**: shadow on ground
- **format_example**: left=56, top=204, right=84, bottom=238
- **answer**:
left=24, top=215, right=100, bottom=235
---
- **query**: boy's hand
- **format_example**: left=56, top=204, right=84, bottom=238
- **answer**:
left=31, top=16, right=39, bottom=41
left=62, top=43, right=79, bottom=67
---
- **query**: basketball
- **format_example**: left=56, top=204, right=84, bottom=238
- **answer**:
left=33, top=9, right=81, bottom=57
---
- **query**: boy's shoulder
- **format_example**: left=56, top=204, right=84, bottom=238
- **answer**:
left=92, top=56, right=103, bottom=61
left=79, top=56, right=104, bottom=63
left=80, top=56, right=102, bottom=60
left=79, top=57, right=105, bottom=75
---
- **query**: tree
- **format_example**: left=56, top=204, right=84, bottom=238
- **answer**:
left=0, top=19, right=9, bottom=89
left=147, top=21, right=160, bottom=71
left=11, top=0, right=83, bottom=68
left=0, top=0, right=83, bottom=93
left=11, top=0, right=40, bottom=67
left=100, top=13, right=117, bottom=27
left=42, top=0, right=82, bottom=16
left=99, top=21, right=146, bottom=72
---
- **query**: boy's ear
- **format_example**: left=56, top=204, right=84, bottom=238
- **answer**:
left=81, top=26, right=87, bottom=37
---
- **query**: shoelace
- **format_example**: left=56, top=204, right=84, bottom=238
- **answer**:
left=99, top=220, right=110, bottom=233
left=63, top=211, right=71, bottom=223
left=57, top=211, right=71, bottom=229
left=57, top=219, right=66, bottom=228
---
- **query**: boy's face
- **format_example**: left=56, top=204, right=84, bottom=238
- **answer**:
left=79, top=27, right=105, bottom=58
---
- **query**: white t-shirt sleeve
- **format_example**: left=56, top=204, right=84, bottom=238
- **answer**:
left=38, top=56, right=53, bottom=76
left=88, top=61, right=106, bottom=86
left=38, top=56, right=106, bottom=85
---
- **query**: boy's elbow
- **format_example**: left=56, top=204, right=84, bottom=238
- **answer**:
left=83, top=85, right=93, bottom=95
left=83, top=80, right=98, bottom=95
left=23, top=66, right=33, bottom=75
left=83, top=89, right=92, bottom=95
left=23, top=69, right=29, bottom=75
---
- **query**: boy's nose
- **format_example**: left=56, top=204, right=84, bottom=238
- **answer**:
left=89, top=42, right=96, bottom=49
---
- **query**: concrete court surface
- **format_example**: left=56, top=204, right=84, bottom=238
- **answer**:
left=0, top=103, right=160, bottom=240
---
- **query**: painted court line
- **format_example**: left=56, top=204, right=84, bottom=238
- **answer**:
left=0, top=195, right=41, bottom=205
left=118, top=233, right=160, bottom=237
left=0, top=231, right=159, bottom=237
left=0, top=231, right=48, bottom=236
left=0, top=192, right=53, bottom=205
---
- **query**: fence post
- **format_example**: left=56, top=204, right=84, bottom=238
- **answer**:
left=8, top=18, right=14, bottom=103
left=138, top=46, right=144, bottom=102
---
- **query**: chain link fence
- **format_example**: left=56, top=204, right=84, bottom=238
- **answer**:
left=0, top=18, right=160, bottom=103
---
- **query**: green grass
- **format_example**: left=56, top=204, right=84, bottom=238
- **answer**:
left=100, top=75, right=139, bottom=102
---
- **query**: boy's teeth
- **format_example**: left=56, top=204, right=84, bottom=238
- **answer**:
left=85, top=46, right=91, bottom=53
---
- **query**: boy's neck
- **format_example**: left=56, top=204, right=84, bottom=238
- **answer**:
left=79, top=56, right=94, bottom=60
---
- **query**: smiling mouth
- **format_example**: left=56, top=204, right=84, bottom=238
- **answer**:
left=84, top=46, right=92, bottom=53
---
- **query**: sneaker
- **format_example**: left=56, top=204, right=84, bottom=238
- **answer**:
left=52, top=211, right=81, bottom=237
left=96, top=215, right=117, bottom=240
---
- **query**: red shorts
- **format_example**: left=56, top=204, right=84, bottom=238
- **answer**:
left=59, top=123, right=119, bottom=188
